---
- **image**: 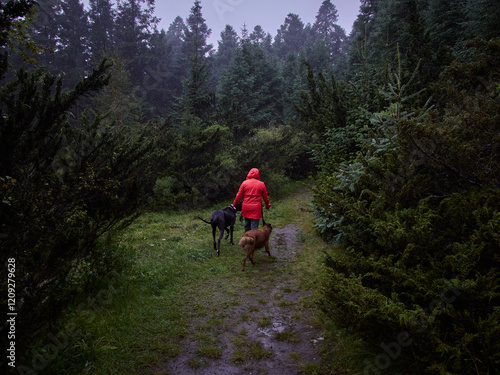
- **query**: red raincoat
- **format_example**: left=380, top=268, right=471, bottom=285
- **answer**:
left=233, top=168, right=270, bottom=219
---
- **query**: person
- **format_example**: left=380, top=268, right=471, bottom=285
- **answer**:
left=233, top=168, right=270, bottom=232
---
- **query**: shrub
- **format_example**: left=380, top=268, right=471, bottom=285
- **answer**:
left=314, top=39, right=500, bottom=374
left=0, top=62, right=156, bottom=356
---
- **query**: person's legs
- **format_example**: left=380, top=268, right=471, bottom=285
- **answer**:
left=250, top=219, right=259, bottom=230
left=244, top=217, right=251, bottom=232
left=244, top=217, right=260, bottom=232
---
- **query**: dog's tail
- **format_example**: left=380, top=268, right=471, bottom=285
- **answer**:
left=238, top=235, right=254, bottom=248
left=197, top=216, right=211, bottom=225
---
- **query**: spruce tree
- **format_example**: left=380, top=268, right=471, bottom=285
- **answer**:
left=217, top=39, right=283, bottom=136
left=213, top=25, right=239, bottom=77
left=164, top=16, right=188, bottom=102
left=464, top=0, right=500, bottom=41
left=180, top=0, right=214, bottom=122
left=115, top=0, right=159, bottom=88
left=295, top=62, right=346, bottom=135
left=249, top=25, right=272, bottom=53
left=424, top=0, right=466, bottom=49
left=312, top=0, right=347, bottom=77
left=28, top=0, right=60, bottom=69
left=274, top=13, right=306, bottom=58
left=313, top=37, right=500, bottom=375
left=57, top=0, right=91, bottom=88
left=88, top=0, right=116, bottom=62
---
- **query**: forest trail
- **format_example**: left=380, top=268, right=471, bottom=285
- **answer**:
left=153, top=188, right=325, bottom=375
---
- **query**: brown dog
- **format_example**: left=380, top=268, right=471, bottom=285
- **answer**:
left=238, top=223, right=273, bottom=271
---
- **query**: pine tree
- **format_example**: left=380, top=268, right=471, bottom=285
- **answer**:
left=180, top=0, right=214, bottom=122
left=424, top=0, right=466, bottom=49
left=28, top=0, right=61, bottom=69
left=214, top=25, right=239, bottom=76
left=88, top=0, right=116, bottom=61
left=145, top=29, right=177, bottom=116
left=314, top=0, right=339, bottom=36
left=57, top=0, right=91, bottom=88
left=312, top=0, right=347, bottom=77
left=295, top=62, right=346, bottom=135
left=249, top=25, right=272, bottom=53
left=217, top=39, right=283, bottom=136
left=464, top=0, right=500, bottom=40
left=164, top=16, right=188, bottom=105
left=348, top=0, right=379, bottom=72
left=274, top=13, right=305, bottom=58
left=281, top=52, right=306, bottom=121
left=313, top=37, right=500, bottom=375
left=115, top=0, right=159, bottom=88
left=0, top=55, right=157, bottom=357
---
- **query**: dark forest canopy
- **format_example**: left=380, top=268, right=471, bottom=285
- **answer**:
left=6, top=0, right=498, bottom=123
left=1, top=0, right=500, bottom=373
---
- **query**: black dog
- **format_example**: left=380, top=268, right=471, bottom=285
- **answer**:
left=198, top=201, right=242, bottom=256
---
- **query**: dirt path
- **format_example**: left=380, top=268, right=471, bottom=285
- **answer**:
left=154, top=221, right=325, bottom=374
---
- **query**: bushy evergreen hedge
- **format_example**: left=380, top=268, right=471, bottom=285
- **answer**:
left=314, top=39, right=500, bottom=374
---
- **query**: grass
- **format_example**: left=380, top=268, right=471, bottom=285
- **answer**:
left=40, top=181, right=340, bottom=374
left=230, top=330, right=273, bottom=363
left=275, top=330, right=300, bottom=343
left=197, top=345, right=222, bottom=359
left=257, top=315, right=271, bottom=327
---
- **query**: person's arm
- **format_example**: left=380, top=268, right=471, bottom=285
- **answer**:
left=233, top=183, right=245, bottom=206
left=262, top=183, right=270, bottom=210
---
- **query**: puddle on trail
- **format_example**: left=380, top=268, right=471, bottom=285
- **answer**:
left=257, top=320, right=287, bottom=337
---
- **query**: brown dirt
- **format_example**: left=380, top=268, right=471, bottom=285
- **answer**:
left=153, top=222, right=324, bottom=375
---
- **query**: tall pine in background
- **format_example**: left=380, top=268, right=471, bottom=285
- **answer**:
left=180, top=0, right=213, bottom=123
left=88, top=0, right=116, bottom=62
left=57, top=0, right=91, bottom=88
left=115, top=0, right=158, bottom=93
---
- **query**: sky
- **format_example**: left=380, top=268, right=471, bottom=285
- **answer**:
left=81, top=0, right=361, bottom=46
left=156, top=0, right=361, bottom=45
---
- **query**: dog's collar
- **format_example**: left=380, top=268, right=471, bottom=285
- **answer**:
left=230, top=204, right=236, bottom=211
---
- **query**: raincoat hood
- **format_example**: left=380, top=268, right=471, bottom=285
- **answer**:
left=246, top=168, right=260, bottom=180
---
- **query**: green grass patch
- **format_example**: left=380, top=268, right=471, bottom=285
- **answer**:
left=257, top=315, right=272, bottom=327
left=274, top=330, right=300, bottom=343
left=248, top=341, right=273, bottom=359
left=197, top=345, right=222, bottom=359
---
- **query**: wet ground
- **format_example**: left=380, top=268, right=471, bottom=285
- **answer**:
left=154, top=224, right=324, bottom=375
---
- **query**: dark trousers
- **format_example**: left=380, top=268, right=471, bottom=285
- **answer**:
left=244, top=217, right=260, bottom=232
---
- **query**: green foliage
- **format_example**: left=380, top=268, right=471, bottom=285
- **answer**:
left=237, top=124, right=309, bottom=194
left=313, top=40, right=500, bottom=373
left=0, top=60, right=157, bottom=355
left=154, top=123, right=239, bottom=208
left=296, top=62, right=347, bottom=135
left=296, top=62, right=366, bottom=171
left=151, top=122, right=310, bottom=209
left=4, top=0, right=500, bottom=372
left=217, top=39, right=284, bottom=134
left=179, top=1, right=214, bottom=122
